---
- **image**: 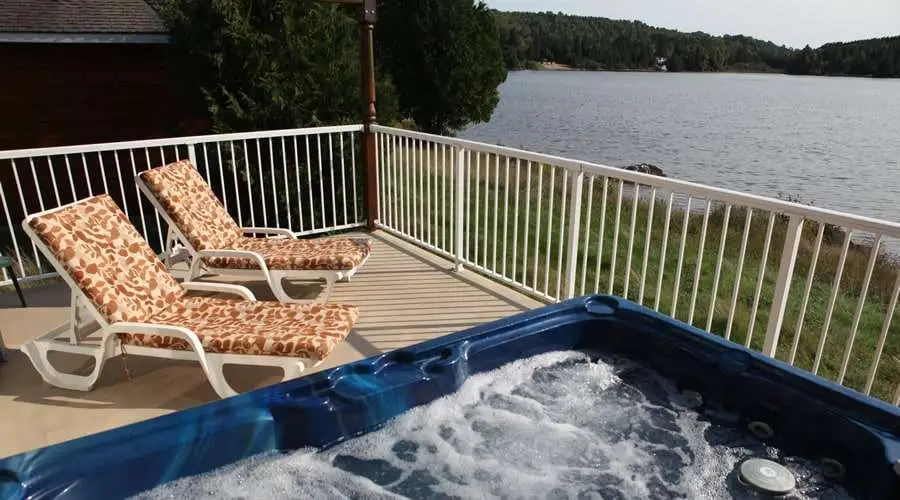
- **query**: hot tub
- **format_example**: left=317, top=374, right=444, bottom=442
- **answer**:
left=1, top=296, right=898, bottom=499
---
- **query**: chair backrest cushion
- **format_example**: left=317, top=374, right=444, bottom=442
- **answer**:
left=140, top=160, right=241, bottom=251
left=27, top=195, right=185, bottom=324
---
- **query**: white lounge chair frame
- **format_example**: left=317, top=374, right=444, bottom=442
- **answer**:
left=20, top=201, right=322, bottom=399
left=136, top=174, right=369, bottom=304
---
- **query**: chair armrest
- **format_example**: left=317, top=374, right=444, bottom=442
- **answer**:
left=195, top=249, right=273, bottom=281
left=241, top=227, right=296, bottom=239
left=106, top=322, right=203, bottom=352
left=182, top=282, right=257, bottom=301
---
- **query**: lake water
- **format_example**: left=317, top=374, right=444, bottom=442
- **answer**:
left=461, top=71, right=900, bottom=224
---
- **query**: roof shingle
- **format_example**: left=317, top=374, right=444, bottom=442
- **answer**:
left=0, top=0, right=166, bottom=34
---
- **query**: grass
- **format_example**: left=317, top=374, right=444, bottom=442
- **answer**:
left=380, top=144, right=900, bottom=404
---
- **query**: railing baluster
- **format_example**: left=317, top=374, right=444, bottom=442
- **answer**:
left=269, top=138, right=280, bottom=228
left=442, top=144, right=448, bottom=249
left=580, top=176, right=595, bottom=296
left=492, top=154, right=500, bottom=271
left=64, top=154, right=77, bottom=201
left=609, top=179, right=623, bottom=295
left=80, top=153, right=93, bottom=196
left=256, top=138, right=268, bottom=227
left=328, top=134, right=336, bottom=228
left=866, top=272, right=900, bottom=395
left=0, top=183, right=25, bottom=276
left=482, top=154, right=490, bottom=268
left=654, top=193, right=675, bottom=311
left=9, top=160, right=41, bottom=268
left=543, top=166, right=556, bottom=294
left=46, top=156, right=62, bottom=208
left=28, top=158, right=46, bottom=213
left=96, top=152, right=110, bottom=199
left=593, top=177, right=609, bottom=294
left=426, top=140, right=432, bottom=244
left=351, top=132, right=359, bottom=223
left=111, top=153, right=128, bottom=218
left=533, top=164, right=544, bottom=289
left=340, top=133, right=348, bottom=226
left=838, top=234, right=883, bottom=384
left=814, top=230, right=852, bottom=375
left=762, top=214, right=805, bottom=357
left=316, top=134, right=326, bottom=229
left=216, top=143, right=229, bottom=210
left=454, top=147, right=466, bottom=271
left=555, top=170, right=569, bottom=299
left=564, top=170, right=584, bottom=299
left=502, top=156, right=510, bottom=278
left=293, top=136, right=305, bottom=232
left=242, top=140, right=255, bottom=227
left=638, top=188, right=657, bottom=305
left=746, top=213, right=776, bottom=348
left=304, top=136, right=314, bottom=230
left=522, top=161, right=532, bottom=284
left=281, top=137, right=292, bottom=230
left=474, top=151, right=480, bottom=263
left=143, top=148, right=165, bottom=248
left=726, top=208, right=753, bottom=340
left=624, top=183, right=640, bottom=299
left=688, top=200, right=713, bottom=326
left=706, top=204, right=732, bottom=333
left=417, top=139, right=423, bottom=240
left=230, top=141, right=242, bottom=226
left=789, top=223, right=824, bottom=365
left=512, top=158, right=521, bottom=281
left=670, top=196, right=692, bottom=317
left=128, top=149, right=150, bottom=238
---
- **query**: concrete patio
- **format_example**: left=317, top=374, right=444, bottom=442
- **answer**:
left=0, top=231, right=542, bottom=458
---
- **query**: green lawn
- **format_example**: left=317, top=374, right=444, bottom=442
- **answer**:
left=381, top=144, right=900, bottom=403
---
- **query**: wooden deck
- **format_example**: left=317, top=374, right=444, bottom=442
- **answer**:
left=0, top=232, right=542, bottom=458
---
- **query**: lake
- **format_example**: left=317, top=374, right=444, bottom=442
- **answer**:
left=461, top=71, right=900, bottom=224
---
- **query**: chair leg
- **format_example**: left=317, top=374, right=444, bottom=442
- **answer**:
left=8, top=266, right=25, bottom=308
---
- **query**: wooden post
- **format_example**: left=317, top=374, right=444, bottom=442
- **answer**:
left=360, top=0, right=378, bottom=231
left=318, top=0, right=378, bottom=230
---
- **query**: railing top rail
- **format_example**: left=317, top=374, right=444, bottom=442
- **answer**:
left=373, top=125, right=900, bottom=237
left=0, top=124, right=364, bottom=161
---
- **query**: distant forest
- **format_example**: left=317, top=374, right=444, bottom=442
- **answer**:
left=495, top=11, right=900, bottom=78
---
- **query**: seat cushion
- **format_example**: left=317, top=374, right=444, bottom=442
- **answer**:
left=120, top=297, right=359, bottom=360
left=202, top=237, right=372, bottom=271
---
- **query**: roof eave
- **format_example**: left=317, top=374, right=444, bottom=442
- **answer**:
left=0, top=32, right=170, bottom=44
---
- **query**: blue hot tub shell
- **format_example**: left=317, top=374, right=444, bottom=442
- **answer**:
left=1, top=295, right=899, bottom=499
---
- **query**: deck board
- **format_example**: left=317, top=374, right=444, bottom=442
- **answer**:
left=0, top=231, right=542, bottom=458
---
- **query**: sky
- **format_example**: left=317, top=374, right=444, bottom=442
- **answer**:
left=485, top=0, right=900, bottom=49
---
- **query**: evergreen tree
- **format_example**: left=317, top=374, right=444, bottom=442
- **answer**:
left=377, top=0, right=508, bottom=134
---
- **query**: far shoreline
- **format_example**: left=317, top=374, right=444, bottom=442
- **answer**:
left=510, top=66, right=899, bottom=79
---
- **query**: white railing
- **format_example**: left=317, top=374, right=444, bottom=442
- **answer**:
left=4, top=123, right=899, bottom=405
left=373, top=125, right=900, bottom=405
left=0, top=125, right=365, bottom=285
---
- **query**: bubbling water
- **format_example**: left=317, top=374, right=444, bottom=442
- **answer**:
left=136, top=351, right=854, bottom=499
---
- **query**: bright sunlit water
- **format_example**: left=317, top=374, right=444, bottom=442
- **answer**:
left=461, top=71, right=900, bottom=224
left=136, top=351, right=854, bottom=499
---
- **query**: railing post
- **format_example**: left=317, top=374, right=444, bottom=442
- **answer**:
left=360, top=1, right=379, bottom=231
left=763, top=214, right=804, bottom=357
left=454, top=147, right=466, bottom=272
left=564, top=169, right=584, bottom=299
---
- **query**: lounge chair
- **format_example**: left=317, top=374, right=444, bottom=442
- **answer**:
left=20, top=194, right=359, bottom=398
left=136, top=160, right=371, bottom=304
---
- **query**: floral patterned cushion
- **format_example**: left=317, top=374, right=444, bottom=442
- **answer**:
left=27, top=195, right=185, bottom=324
left=203, top=237, right=372, bottom=271
left=121, top=297, right=359, bottom=359
left=143, top=160, right=372, bottom=272
left=139, top=160, right=241, bottom=251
